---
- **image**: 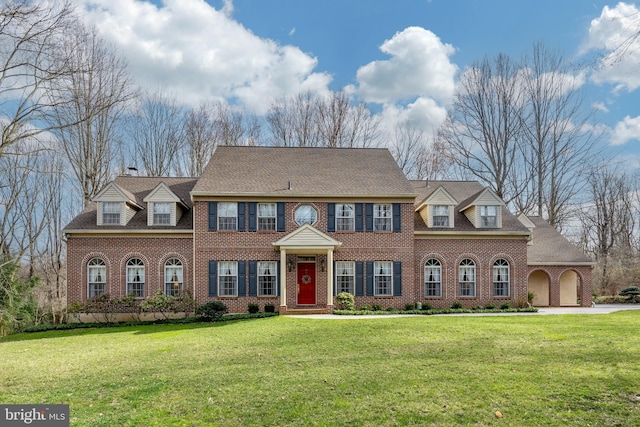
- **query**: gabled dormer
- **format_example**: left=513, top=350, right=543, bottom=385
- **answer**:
left=143, top=182, right=189, bottom=227
left=459, top=188, right=505, bottom=229
left=416, top=186, right=458, bottom=228
left=93, top=182, right=143, bottom=226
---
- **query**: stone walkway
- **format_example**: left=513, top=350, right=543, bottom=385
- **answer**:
left=287, top=304, right=640, bottom=319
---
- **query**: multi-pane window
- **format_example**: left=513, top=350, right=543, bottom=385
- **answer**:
left=424, top=259, right=442, bottom=297
left=165, top=258, right=183, bottom=296
left=218, top=203, right=237, bottom=231
left=258, top=203, right=276, bottom=231
left=480, top=206, right=498, bottom=227
left=88, top=258, right=106, bottom=297
left=459, top=258, right=476, bottom=297
left=153, top=202, right=171, bottom=225
left=432, top=205, right=450, bottom=227
left=258, top=261, right=277, bottom=296
left=218, top=261, right=238, bottom=296
left=126, top=258, right=145, bottom=298
left=336, top=204, right=355, bottom=231
left=374, top=261, right=393, bottom=296
left=335, top=261, right=355, bottom=294
left=374, top=204, right=392, bottom=231
left=493, top=259, right=510, bottom=297
left=295, top=205, right=317, bottom=226
left=102, top=202, right=120, bottom=225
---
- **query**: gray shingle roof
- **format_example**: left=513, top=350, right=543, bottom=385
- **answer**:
left=411, top=180, right=529, bottom=233
left=63, top=177, right=197, bottom=232
left=526, top=216, right=593, bottom=264
left=192, top=146, right=416, bottom=197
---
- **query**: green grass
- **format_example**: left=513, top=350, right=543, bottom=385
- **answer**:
left=1, top=312, right=639, bottom=426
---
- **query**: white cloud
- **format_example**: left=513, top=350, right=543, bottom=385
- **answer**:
left=75, top=0, right=331, bottom=114
left=584, top=2, right=640, bottom=91
left=348, top=26, right=457, bottom=105
left=610, top=115, right=640, bottom=145
left=592, top=101, right=609, bottom=113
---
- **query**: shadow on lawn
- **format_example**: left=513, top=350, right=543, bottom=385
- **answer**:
left=0, top=317, right=274, bottom=343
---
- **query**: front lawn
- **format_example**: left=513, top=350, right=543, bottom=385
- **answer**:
left=1, top=312, right=639, bottom=426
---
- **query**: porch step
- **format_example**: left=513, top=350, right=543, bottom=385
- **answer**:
left=282, top=308, right=329, bottom=315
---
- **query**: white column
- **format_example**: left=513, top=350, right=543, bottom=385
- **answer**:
left=327, top=249, right=334, bottom=307
left=280, top=249, right=287, bottom=309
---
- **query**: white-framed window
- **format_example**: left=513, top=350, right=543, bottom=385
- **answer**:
left=336, top=204, right=355, bottom=231
left=87, top=258, right=106, bottom=297
left=258, top=261, right=277, bottom=296
left=295, top=205, right=317, bottom=226
left=493, top=259, right=510, bottom=297
left=480, top=206, right=498, bottom=227
left=102, top=202, right=120, bottom=225
left=258, top=203, right=276, bottom=231
left=374, top=204, right=392, bottom=231
left=374, top=261, right=393, bottom=296
left=335, top=261, right=355, bottom=295
left=424, top=259, right=442, bottom=297
left=126, top=258, right=145, bottom=298
left=218, top=261, right=238, bottom=296
left=165, top=258, right=183, bottom=296
left=218, top=202, right=237, bottom=231
left=459, top=258, right=476, bottom=297
left=153, top=202, right=171, bottom=225
left=432, top=205, right=450, bottom=227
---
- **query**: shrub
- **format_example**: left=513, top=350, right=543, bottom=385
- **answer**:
left=619, top=286, right=640, bottom=302
left=451, top=301, right=462, bottom=309
left=264, top=304, right=276, bottom=313
left=141, top=290, right=196, bottom=319
left=196, top=301, right=228, bottom=321
left=421, top=302, right=432, bottom=310
left=527, top=290, right=536, bottom=304
left=371, top=303, right=382, bottom=311
left=359, top=305, right=369, bottom=311
left=485, top=302, right=497, bottom=310
left=335, top=292, right=355, bottom=310
left=386, top=306, right=395, bottom=312
left=404, top=303, right=416, bottom=311
left=500, top=302, right=511, bottom=310
left=248, top=303, right=259, bottom=314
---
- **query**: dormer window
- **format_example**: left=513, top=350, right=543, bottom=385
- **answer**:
left=102, top=202, right=121, bottom=225
left=432, top=205, right=450, bottom=227
left=153, top=202, right=171, bottom=225
left=480, top=206, right=498, bottom=227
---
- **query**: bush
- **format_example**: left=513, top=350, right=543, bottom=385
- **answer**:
left=485, top=302, right=497, bottom=310
left=196, top=301, right=228, bottom=321
left=359, top=305, right=369, bottom=311
left=421, top=302, right=432, bottom=310
left=141, top=290, right=196, bottom=319
left=451, top=301, right=463, bottom=309
left=335, top=292, right=355, bottom=310
left=499, top=302, right=511, bottom=310
left=619, top=286, right=640, bottom=302
left=386, top=306, right=395, bottom=312
left=371, top=303, right=382, bottom=311
left=404, top=303, right=416, bottom=311
left=264, top=304, right=276, bottom=313
left=248, top=303, right=259, bottom=314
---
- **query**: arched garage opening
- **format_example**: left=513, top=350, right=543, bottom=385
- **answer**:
left=559, top=270, right=580, bottom=306
left=528, top=270, right=550, bottom=306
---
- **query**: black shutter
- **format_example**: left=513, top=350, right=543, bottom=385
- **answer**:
left=355, top=203, right=363, bottom=232
left=277, top=202, right=285, bottom=232
left=208, top=202, right=217, bottom=231
left=208, top=260, right=217, bottom=296
left=248, top=261, right=257, bottom=296
left=238, top=261, right=246, bottom=296
left=365, top=203, right=373, bottom=232
left=237, top=203, right=246, bottom=231
left=333, top=261, right=337, bottom=296
left=393, top=261, right=402, bottom=296
left=366, top=261, right=374, bottom=296
left=355, top=261, right=364, bottom=296
left=327, top=203, right=336, bottom=232
left=276, top=261, right=281, bottom=296
left=248, top=202, right=257, bottom=231
left=393, top=203, right=401, bottom=232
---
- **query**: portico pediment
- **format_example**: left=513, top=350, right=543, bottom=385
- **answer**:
left=272, top=224, right=342, bottom=251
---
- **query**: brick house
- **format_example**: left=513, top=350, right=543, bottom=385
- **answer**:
left=63, top=146, right=593, bottom=314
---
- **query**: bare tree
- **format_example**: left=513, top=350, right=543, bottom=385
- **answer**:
left=129, top=89, right=185, bottom=176
left=316, top=91, right=379, bottom=148
left=439, top=54, right=526, bottom=205
left=0, top=0, right=77, bottom=157
left=267, top=91, right=320, bottom=147
left=519, top=43, right=601, bottom=229
left=48, top=24, right=135, bottom=207
left=184, top=103, right=217, bottom=177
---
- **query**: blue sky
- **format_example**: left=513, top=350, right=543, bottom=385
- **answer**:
left=77, top=0, right=640, bottom=168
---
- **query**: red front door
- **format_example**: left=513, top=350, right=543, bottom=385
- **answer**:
left=297, top=263, right=316, bottom=305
